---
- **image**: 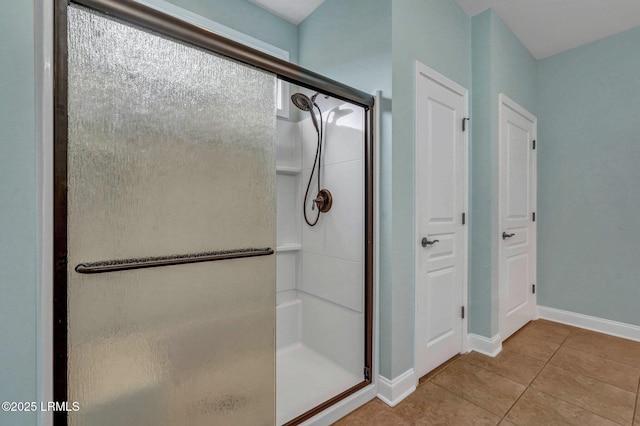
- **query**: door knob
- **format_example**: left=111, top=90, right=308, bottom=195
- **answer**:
left=421, top=237, right=440, bottom=247
left=502, top=232, right=515, bottom=240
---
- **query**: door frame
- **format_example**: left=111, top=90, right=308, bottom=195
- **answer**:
left=413, top=61, right=469, bottom=377
left=497, top=93, right=538, bottom=340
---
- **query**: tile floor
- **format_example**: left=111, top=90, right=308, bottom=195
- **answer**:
left=334, top=320, right=640, bottom=425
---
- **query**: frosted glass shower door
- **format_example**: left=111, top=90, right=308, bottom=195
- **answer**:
left=66, top=5, right=276, bottom=425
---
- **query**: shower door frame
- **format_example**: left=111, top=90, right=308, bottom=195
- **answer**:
left=52, top=0, right=375, bottom=425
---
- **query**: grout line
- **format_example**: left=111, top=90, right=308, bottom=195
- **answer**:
left=562, top=332, right=640, bottom=371
left=430, top=382, right=502, bottom=421
left=530, top=387, right=627, bottom=426
left=560, top=342, right=640, bottom=374
left=429, top=322, right=569, bottom=422
left=298, top=248, right=363, bottom=264
left=299, top=157, right=363, bottom=173
left=525, top=327, right=633, bottom=425
left=461, top=351, right=543, bottom=386
left=418, top=354, right=462, bottom=385
left=633, top=375, right=640, bottom=425
left=503, top=319, right=570, bottom=347
left=429, top=357, right=523, bottom=419
left=552, top=326, right=640, bottom=393
left=501, top=324, right=573, bottom=422
left=512, top=320, right=577, bottom=347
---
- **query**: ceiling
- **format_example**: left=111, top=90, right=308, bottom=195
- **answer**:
left=247, top=0, right=325, bottom=25
left=249, top=0, right=640, bottom=59
left=454, top=0, right=640, bottom=59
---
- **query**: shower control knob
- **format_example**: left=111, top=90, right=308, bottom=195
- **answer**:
left=314, top=189, right=333, bottom=213
left=421, top=237, right=440, bottom=247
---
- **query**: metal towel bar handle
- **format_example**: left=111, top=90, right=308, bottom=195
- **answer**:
left=75, top=247, right=274, bottom=274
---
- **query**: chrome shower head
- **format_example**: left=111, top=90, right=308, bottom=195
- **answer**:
left=291, top=92, right=319, bottom=132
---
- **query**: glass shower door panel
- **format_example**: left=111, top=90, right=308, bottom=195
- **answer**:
left=67, top=6, right=276, bottom=425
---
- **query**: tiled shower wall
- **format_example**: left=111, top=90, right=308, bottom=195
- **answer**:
left=276, top=96, right=365, bottom=373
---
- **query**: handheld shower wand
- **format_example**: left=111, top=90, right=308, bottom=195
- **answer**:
left=291, top=92, right=319, bottom=133
left=290, top=92, right=333, bottom=226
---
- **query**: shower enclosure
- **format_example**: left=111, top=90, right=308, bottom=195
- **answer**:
left=53, top=1, right=373, bottom=425
left=276, top=88, right=368, bottom=424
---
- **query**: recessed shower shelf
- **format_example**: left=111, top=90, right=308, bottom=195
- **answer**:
left=276, top=166, right=301, bottom=175
left=276, top=244, right=302, bottom=252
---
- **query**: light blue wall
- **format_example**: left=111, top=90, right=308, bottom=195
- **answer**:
left=298, top=0, right=391, bottom=96
left=0, top=2, right=38, bottom=426
left=390, top=0, right=471, bottom=378
left=166, top=0, right=299, bottom=62
left=469, top=11, right=493, bottom=338
left=470, top=9, right=537, bottom=337
left=537, top=26, right=640, bottom=326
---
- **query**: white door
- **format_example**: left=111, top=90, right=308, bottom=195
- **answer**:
left=499, top=94, right=537, bottom=341
left=415, top=62, right=468, bottom=378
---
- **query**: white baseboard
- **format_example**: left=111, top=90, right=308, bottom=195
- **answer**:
left=538, top=306, right=640, bottom=343
left=467, top=333, right=502, bottom=357
left=376, top=369, right=416, bottom=407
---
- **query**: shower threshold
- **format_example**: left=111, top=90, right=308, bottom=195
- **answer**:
left=276, top=343, right=361, bottom=425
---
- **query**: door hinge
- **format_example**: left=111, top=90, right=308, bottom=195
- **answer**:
left=532, top=284, right=536, bottom=294
left=461, top=306, right=465, bottom=319
left=364, top=367, right=371, bottom=381
left=532, top=139, right=536, bottom=150
left=462, top=117, right=470, bottom=132
left=532, top=212, right=536, bottom=222
left=462, top=212, right=466, bottom=225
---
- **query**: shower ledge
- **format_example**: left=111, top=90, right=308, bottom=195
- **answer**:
left=276, top=243, right=302, bottom=252
left=276, top=166, right=301, bottom=175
